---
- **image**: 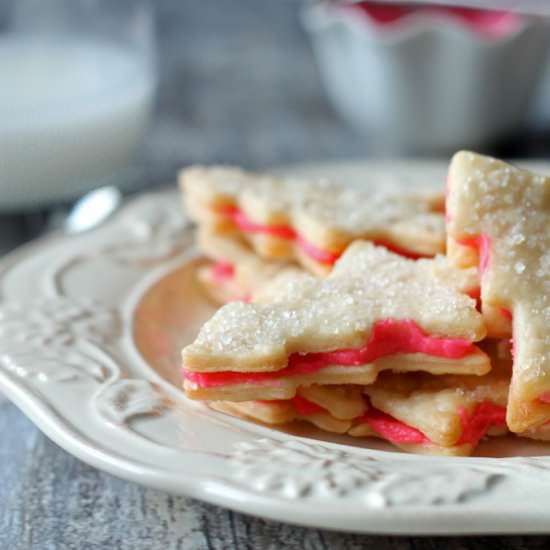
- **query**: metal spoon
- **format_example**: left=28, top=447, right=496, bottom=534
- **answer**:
left=64, top=186, right=122, bottom=234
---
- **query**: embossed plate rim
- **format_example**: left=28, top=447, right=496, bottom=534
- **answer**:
left=2, top=159, right=550, bottom=535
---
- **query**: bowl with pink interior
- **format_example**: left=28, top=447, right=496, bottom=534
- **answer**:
left=302, top=1, right=550, bottom=152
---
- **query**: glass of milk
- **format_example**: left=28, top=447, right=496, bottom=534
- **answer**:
left=0, top=0, right=157, bottom=210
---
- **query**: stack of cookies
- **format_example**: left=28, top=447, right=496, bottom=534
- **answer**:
left=178, top=151, right=550, bottom=456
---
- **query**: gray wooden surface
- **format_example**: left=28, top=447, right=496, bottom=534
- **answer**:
left=2, top=1, right=550, bottom=548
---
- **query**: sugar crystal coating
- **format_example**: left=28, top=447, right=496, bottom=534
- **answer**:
left=184, top=166, right=439, bottom=233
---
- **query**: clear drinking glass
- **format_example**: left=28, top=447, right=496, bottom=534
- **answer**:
left=0, top=0, right=157, bottom=210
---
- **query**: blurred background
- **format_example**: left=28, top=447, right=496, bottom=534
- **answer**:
left=1, top=0, right=550, bottom=252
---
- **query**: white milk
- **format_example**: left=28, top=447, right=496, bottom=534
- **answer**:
left=0, top=35, right=155, bottom=209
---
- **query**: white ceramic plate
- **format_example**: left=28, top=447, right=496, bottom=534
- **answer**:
left=3, top=159, right=550, bottom=535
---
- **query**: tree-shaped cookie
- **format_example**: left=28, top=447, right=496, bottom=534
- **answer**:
left=181, top=241, right=488, bottom=401
left=447, top=151, right=550, bottom=432
left=181, top=166, right=445, bottom=275
left=350, top=352, right=509, bottom=456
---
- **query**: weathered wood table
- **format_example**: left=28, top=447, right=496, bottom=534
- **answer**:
left=1, top=1, right=549, bottom=547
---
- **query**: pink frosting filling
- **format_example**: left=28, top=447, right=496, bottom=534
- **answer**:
left=346, top=2, right=521, bottom=38
left=539, top=393, right=550, bottom=404
left=216, top=205, right=429, bottom=265
left=290, top=395, right=325, bottom=415
left=359, top=407, right=429, bottom=444
left=296, top=235, right=341, bottom=264
left=182, top=319, right=475, bottom=388
left=210, top=261, right=235, bottom=282
left=359, top=401, right=506, bottom=446
left=460, top=236, right=513, bottom=321
left=500, top=308, right=513, bottom=322
left=208, top=261, right=251, bottom=303
left=467, top=286, right=481, bottom=312
left=460, top=235, right=514, bottom=322
left=458, top=233, right=491, bottom=277
left=219, top=205, right=297, bottom=240
left=240, top=292, right=252, bottom=303
left=457, top=403, right=506, bottom=446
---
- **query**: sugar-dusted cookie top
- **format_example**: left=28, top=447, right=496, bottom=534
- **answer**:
left=447, top=151, right=550, bottom=432
left=182, top=241, right=486, bottom=373
left=181, top=166, right=445, bottom=272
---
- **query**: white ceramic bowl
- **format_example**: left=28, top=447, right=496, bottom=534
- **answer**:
left=302, top=3, right=550, bottom=152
